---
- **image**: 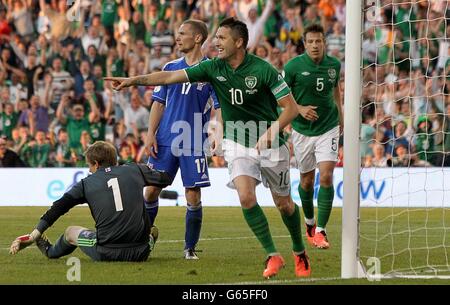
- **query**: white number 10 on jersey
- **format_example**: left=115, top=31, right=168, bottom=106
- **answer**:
left=229, top=88, right=244, bottom=105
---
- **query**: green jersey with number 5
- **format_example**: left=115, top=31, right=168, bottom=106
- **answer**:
left=284, top=53, right=341, bottom=137
left=185, top=53, right=291, bottom=148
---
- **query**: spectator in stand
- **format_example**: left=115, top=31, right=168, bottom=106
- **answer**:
left=72, top=130, right=91, bottom=167
left=56, top=94, right=99, bottom=150
left=413, top=115, right=436, bottom=166
left=53, top=128, right=75, bottom=167
left=0, top=135, right=24, bottom=167
left=50, top=57, right=74, bottom=110
left=38, top=0, right=81, bottom=41
left=21, top=130, right=51, bottom=167
left=6, top=0, right=34, bottom=41
left=119, top=90, right=149, bottom=135
left=74, top=60, right=95, bottom=97
left=234, top=0, right=274, bottom=52
left=17, top=94, right=50, bottom=134
left=0, top=101, right=18, bottom=139
left=365, top=144, right=388, bottom=167
left=149, top=20, right=175, bottom=57
left=326, top=22, right=345, bottom=61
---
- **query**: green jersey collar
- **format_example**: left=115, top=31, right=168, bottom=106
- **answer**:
left=225, top=52, right=251, bottom=72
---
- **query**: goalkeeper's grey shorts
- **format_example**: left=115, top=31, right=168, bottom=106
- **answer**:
left=77, top=230, right=150, bottom=262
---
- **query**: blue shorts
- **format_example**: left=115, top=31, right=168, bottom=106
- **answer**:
left=147, top=145, right=211, bottom=188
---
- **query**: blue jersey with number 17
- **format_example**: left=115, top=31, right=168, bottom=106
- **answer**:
left=152, top=57, right=220, bottom=151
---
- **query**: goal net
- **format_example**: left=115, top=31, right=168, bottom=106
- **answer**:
left=345, top=0, right=450, bottom=279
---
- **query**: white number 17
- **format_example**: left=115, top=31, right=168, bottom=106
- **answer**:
left=195, top=158, right=206, bottom=173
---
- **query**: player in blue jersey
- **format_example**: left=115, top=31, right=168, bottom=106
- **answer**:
left=144, top=20, right=219, bottom=260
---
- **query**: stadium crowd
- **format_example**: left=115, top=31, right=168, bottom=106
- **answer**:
left=0, top=0, right=449, bottom=168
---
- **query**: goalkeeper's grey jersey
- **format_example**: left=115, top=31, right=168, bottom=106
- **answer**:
left=38, top=163, right=170, bottom=248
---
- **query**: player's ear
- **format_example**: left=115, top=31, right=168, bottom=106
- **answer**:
left=235, top=37, right=244, bottom=49
left=195, top=33, right=203, bottom=44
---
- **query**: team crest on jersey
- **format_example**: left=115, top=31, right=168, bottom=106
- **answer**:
left=328, top=69, right=336, bottom=79
left=196, top=82, right=206, bottom=91
left=245, top=76, right=257, bottom=89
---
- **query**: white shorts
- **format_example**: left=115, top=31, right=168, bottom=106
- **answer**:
left=223, top=139, right=291, bottom=196
left=292, top=126, right=339, bottom=173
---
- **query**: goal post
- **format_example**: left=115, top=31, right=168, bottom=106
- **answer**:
left=342, top=0, right=363, bottom=279
left=342, top=0, right=450, bottom=280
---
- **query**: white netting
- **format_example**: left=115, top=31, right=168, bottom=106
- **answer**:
left=359, top=0, right=450, bottom=278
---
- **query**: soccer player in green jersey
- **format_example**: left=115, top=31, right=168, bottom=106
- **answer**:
left=283, top=24, right=343, bottom=249
left=105, top=17, right=313, bottom=279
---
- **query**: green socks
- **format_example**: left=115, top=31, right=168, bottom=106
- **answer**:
left=242, top=204, right=277, bottom=255
left=318, top=186, right=334, bottom=229
left=299, top=185, right=314, bottom=221
left=281, top=204, right=305, bottom=253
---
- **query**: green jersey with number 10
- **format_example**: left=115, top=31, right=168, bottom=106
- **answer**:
left=185, top=53, right=291, bottom=148
left=284, top=53, right=341, bottom=137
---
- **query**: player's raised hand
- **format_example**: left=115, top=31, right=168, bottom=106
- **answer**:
left=298, top=105, right=318, bottom=121
left=9, top=234, right=35, bottom=255
left=145, top=132, right=158, bottom=159
left=104, top=77, right=133, bottom=91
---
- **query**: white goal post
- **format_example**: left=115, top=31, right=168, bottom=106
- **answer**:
left=342, top=0, right=364, bottom=279
left=342, top=0, right=450, bottom=280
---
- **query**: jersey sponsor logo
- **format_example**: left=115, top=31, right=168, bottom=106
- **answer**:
left=272, top=82, right=288, bottom=96
left=201, top=173, right=208, bottom=180
left=216, top=76, right=227, bottom=82
left=154, top=86, right=162, bottom=93
left=328, top=68, right=336, bottom=79
left=197, top=83, right=206, bottom=91
left=302, top=71, right=311, bottom=76
left=105, top=167, right=111, bottom=172
left=245, top=76, right=257, bottom=89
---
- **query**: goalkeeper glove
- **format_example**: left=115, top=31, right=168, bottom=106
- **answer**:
left=9, top=229, right=41, bottom=255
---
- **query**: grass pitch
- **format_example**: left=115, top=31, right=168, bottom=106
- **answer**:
left=0, top=206, right=449, bottom=285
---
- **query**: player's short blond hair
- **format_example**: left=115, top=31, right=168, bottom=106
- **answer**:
left=182, top=19, right=208, bottom=44
left=85, top=141, right=118, bottom=167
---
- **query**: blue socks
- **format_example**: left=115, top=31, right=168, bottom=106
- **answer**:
left=144, top=199, right=159, bottom=227
left=185, top=202, right=203, bottom=250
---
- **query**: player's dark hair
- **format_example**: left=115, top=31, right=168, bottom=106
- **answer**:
left=303, top=24, right=325, bottom=40
left=182, top=19, right=208, bottom=44
left=85, top=141, right=118, bottom=167
left=219, top=17, right=249, bottom=49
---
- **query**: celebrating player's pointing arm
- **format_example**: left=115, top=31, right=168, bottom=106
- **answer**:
left=104, top=70, right=188, bottom=91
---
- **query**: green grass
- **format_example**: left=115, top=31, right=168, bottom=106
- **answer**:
left=0, top=206, right=449, bottom=284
